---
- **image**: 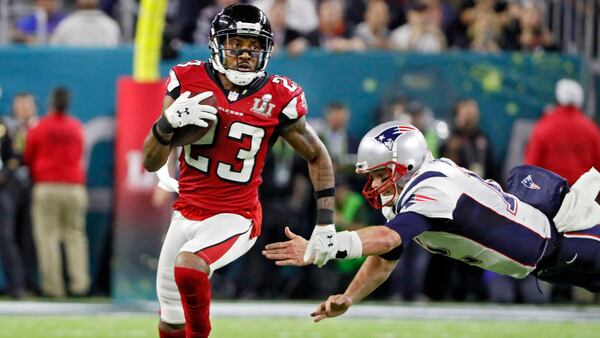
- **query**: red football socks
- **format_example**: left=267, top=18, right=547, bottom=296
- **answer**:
left=159, top=326, right=186, bottom=338
left=174, top=267, right=212, bottom=338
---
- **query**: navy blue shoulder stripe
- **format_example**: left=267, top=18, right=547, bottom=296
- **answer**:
left=397, top=171, right=447, bottom=213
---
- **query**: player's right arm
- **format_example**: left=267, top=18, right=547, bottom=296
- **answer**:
left=311, top=256, right=399, bottom=322
left=263, top=225, right=402, bottom=265
left=143, top=91, right=218, bottom=172
left=143, top=96, right=175, bottom=172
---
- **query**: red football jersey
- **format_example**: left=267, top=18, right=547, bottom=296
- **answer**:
left=164, top=61, right=307, bottom=236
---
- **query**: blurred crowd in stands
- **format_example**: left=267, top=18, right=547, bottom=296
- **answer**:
left=8, top=0, right=559, bottom=53
left=2, top=0, right=599, bottom=305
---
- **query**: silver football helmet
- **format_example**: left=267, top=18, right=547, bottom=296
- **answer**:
left=356, top=121, right=430, bottom=208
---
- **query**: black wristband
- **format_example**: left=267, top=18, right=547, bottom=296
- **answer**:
left=316, top=208, right=334, bottom=224
left=152, top=122, right=173, bottom=146
left=314, top=187, right=336, bottom=199
left=156, top=115, right=174, bottom=134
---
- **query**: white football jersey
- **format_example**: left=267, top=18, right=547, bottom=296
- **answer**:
left=385, top=158, right=553, bottom=278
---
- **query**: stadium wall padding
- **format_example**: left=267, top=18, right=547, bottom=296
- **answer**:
left=0, top=47, right=583, bottom=299
left=113, top=77, right=173, bottom=300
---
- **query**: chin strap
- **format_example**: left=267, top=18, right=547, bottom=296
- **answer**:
left=225, top=68, right=264, bottom=86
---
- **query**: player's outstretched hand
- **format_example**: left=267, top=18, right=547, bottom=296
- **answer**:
left=262, top=226, right=309, bottom=266
left=310, top=294, right=352, bottom=322
left=164, top=91, right=217, bottom=128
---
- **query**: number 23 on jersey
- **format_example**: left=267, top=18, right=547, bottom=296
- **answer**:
left=184, top=122, right=265, bottom=184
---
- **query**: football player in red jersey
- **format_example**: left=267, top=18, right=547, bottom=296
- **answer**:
left=143, top=4, right=337, bottom=338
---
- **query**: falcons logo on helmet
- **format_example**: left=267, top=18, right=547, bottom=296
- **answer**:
left=374, top=125, right=416, bottom=151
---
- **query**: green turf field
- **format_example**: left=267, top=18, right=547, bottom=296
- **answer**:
left=1, top=315, right=599, bottom=338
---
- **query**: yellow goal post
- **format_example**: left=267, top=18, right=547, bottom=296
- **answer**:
left=133, top=0, right=168, bottom=82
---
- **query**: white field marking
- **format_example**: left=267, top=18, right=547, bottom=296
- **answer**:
left=1, top=301, right=600, bottom=322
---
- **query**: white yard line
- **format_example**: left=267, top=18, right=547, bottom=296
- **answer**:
left=0, top=301, right=598, bottom=322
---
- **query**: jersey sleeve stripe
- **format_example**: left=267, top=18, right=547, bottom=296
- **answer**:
left=563, top=234, right=600, bottom=242
left=167, top=70, right=180, bottom=93
left=414, top=194, right=437, bottom=201
left=397, top=171, right=447, bottom=213
left=564, top=224, right=600, bottom=241
left=281, top=96, right=299, bottom=120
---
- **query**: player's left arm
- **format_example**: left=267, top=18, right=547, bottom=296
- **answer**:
left=311, top=255, right=399, bottom=322
left=281, top=116, right=337, bottom=267
left=264, top=204, right=444, bottom=266
left=263, top=224, right=402, bottom=266
left=143, top=96, right=175, bottom=172
left=281, top=116, right=334, bottom=210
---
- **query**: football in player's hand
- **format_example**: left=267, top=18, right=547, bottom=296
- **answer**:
left=171, top=94, right=218, bottom=146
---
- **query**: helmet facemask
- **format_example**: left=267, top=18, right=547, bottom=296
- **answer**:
left=361, top=161, right=409, bottom=209
left=209, top=28, right=273, bottom=86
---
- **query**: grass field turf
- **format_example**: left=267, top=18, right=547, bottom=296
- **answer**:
left=1, top=315, right=599, bottom=338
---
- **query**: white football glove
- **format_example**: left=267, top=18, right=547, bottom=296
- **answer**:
left=303, top=224, right=337, bottom=268
left=156, top=162, right=179, bottom=193
left=164, top=91, right=217, bottom=128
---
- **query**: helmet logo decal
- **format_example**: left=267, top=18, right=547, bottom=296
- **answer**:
left=520, top=175, right=541, bottom=190
left=251, top=94, right=275, bottom=117
left=374, top=125, right=416, bottom=151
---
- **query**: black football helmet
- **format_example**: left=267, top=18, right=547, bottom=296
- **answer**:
left=209, top=4, right=274, bottom=86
